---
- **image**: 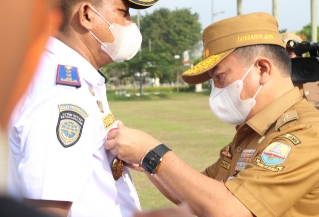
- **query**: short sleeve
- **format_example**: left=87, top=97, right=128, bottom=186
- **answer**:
left=225, top=132, right=319, bottom=216
left=14, top=86, right=98, bottom=202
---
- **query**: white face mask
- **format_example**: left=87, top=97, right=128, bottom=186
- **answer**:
left=88, top=5, right=142, bottom=62
left=209, top=62, right=263, bottom=125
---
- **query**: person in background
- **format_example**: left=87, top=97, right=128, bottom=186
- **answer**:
left=106, top=12, right=319, bottom=217
left=281, top=32, right=319, bottom=109
left=7, top=0, right=159, bottom=217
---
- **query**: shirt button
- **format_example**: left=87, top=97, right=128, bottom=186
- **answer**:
left=236, top=146, right=243, bottom=153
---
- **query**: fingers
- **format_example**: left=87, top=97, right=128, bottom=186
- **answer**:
left=107, top=128, right=118, bottom=141
left=117, top=121, right=124, bottom=128
left=104, top=139, right=115, bottom=151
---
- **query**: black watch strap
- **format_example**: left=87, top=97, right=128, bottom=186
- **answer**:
left=141, top=144, right=171, bottom=175
left=152, top=144, right=171, bottom=157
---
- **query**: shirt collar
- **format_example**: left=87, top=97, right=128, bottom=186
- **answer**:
left=45, top=36, right=105, bottom=86
left=246, top=87, right=303, bottom=136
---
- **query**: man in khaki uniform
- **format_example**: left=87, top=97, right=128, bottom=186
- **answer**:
left=281, top=32, right=319, bottom=109
left=105, top=12, right=319, bottom=217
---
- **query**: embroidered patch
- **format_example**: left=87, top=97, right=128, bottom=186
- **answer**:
left=102, top=113, right=115, bottom=130
left=261, top=142, right=291, bottom=166
left=235, top=149, right=256, bottom=172
left=222, top=145, right=232, bottom=158
left=221, top=160, right=230, bottom=170
left=56, top=65, right=81, bottom=87
left=279, top=134, right=301, bottom=146
left=255, top=158, right=284, bottom=172
left=56, top=104, right=88, bottom=148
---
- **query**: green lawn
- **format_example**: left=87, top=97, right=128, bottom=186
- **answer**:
left=108, top=92, right=236, bottom=209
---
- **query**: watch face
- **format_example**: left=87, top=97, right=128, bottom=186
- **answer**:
left=142, top=151, right=161, bottom=174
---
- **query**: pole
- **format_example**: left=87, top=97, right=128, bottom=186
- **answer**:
left=140, top=72, right=144, bottom=95
left=272, top=0, right=278, bottom=20
left=137, top=11, right=143, bottom=95
left=311, top=0, right=318, bottom=42
left=237, top=0, right=242, bottom=15
left=211, top=0, right=214, bottom=23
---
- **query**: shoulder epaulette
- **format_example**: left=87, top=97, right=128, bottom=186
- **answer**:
left=56, top=64, right=81, bottom=87
left=275, top=110, right=298, bottom=131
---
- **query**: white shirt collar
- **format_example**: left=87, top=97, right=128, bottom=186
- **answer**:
left=45, top=36, right=105, bottom=87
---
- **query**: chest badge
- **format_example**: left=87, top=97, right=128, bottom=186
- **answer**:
left=56, top=104, right=88, bottom=148
left=56, top=65, right=81, bottom=87
left=102, top=112, right=115, bottom=130
left=261, top=142, right=291, bottom=165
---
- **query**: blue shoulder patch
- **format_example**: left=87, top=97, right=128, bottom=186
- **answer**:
left=56, top=65, right=81, bottom=87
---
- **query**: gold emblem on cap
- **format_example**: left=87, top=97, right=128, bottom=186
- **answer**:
left=183, top=53, right=225, bottom=75
left=204, top=48, right=210, bottom=59
left=112, top=157, right=124, bottom=180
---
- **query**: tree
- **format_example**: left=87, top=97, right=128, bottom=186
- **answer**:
left=296, top=24, right=319, bottom=41
left=102, top=7, right=202, bottom=85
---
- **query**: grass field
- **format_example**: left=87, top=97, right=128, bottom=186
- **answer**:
left=0, top=91, right=236, bottom=209
left=108, top=91, right=236, bottom=209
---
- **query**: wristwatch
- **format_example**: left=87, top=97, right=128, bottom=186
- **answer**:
left=141, top=144, right=171, bottom=175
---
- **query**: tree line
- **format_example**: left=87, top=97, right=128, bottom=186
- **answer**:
left=101, top=7, right=318, bottom=86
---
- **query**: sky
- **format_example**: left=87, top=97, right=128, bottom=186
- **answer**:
left=131, top=0, right=317, bottom=33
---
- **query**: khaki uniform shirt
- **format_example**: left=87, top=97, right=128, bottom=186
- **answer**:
left=203, top=87, right=319, bottom=217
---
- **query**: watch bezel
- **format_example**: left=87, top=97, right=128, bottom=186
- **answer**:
left=141, top=151, right=162, bottom=175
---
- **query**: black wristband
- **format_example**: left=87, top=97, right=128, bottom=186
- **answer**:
left=152, top=144, right=171, bottom=158
left=141, top=144, right=171, bottom=175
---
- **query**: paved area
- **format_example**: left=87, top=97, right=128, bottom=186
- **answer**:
left=0, top=131, right=8, bottom=195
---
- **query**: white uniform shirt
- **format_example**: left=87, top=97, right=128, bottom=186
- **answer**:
left=7, top=37, right=141, bottom=217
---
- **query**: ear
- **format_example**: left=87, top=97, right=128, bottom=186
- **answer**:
left=78, top=3, right=94, bottom=31
left=255, top=58, right=271, bottom=85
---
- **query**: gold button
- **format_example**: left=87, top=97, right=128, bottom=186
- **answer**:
left=236, top=146, right=243, bottom=153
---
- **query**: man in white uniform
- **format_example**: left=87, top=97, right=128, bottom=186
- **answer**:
left=7, top=0, right=159, bottom=216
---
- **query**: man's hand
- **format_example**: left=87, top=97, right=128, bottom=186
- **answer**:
left=105, top=122, right=161, bottom=164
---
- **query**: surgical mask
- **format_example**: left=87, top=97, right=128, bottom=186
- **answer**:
left=209, top=62, right=263, bottom=125
left=88, top=5, right=142, bottom=62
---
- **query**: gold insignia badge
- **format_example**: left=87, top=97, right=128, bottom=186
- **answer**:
left=221, top=160, right=230, bottom=170
left=222, top=145, right=232, bottom=158
left=102, top=113, right=115, bottom=130
left=88, top=88, right=95, bottom=96
left=97, top=100, right=104, bottom=113
left=112, top=157, right=124, bottom=180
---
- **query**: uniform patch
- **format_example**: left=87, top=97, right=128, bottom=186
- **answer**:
left=255, top=159, right=284, bottom=172
left=56, top=65, right=81, bottom=87
left=56, top=104, right=88, bottom=148
left=279, top=134, right=301, bottom=145
left=222, top=145, right=232, bottom=158
left=221, top=160, right=230, bottom=170
left=235, top=149, right=256, bottom=172
left=261, top=142, right=291, bottom=165
left=102, top=112, right=115, bottom=130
